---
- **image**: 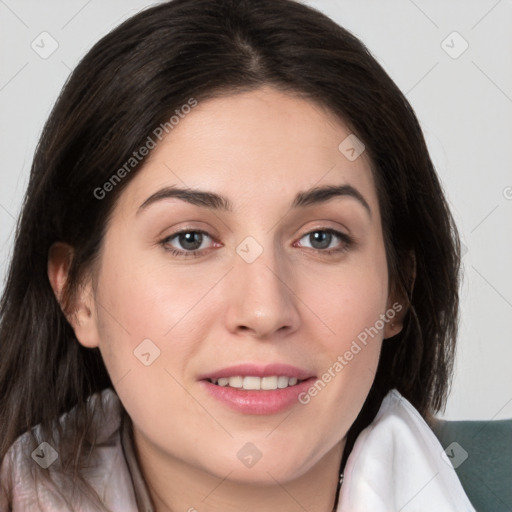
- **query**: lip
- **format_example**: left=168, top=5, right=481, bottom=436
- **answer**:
left=198, top=363, right=314, bottom=381
left=198, top=363, right=316, bottom=415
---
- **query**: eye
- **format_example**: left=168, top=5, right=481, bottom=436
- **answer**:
left=296, top=229, right=352, bottom=253
left=161, top=230, right=215, bottom=256
left=160, top=228, right=352, bottom=258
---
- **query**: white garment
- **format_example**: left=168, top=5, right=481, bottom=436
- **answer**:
left=338, top=390, right=475, bottom=511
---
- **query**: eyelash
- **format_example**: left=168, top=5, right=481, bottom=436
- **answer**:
left=160, top=228, right=353, bottom=258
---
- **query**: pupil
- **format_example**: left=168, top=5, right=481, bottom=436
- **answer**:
left=180, top=232, right=202, bottom=250
left=310, top=231, right=331, bottom=249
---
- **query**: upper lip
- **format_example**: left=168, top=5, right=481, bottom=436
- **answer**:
left=198, top=363, right=315, bottom=381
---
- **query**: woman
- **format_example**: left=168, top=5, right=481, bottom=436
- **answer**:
left=0, top=0, right=473, bottom=510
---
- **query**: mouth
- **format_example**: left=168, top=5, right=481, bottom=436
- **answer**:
left=199, top=364, right=316, bottom=415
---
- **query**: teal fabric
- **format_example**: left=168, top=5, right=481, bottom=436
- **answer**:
left=431, top=418, right=512, bottom=512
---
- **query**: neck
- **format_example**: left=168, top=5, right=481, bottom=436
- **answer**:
left=133, top=429, right=344, bottom=512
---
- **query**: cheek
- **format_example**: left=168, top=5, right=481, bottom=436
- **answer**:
left=95, top=233, right=209, bottom=335
left=93, top=240, right=224, bottom=391
left=305, top=275, right=385, bottom=376
left=300, top=245, right=389, bottom=352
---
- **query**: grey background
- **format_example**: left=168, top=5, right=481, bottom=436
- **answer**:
left=1, top=0, right=511, bottom=420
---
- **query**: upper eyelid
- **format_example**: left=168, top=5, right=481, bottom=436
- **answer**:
left=162, top=229, right=214, bottom=245
left=295, top=229, right=351, bottom=248
left=163, top=226, right=346, bottom=239
left=162, top=228, right=212, bottom=240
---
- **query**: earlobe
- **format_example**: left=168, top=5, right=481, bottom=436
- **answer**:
left=383, top=302, right=405, bottom=339
left=69, top=286, right=101, bottom=349
left=383, top=316, right=404, bottom=339
left=383, top=293, right=409, bottom=339
left=47, top=242, right=100, bottom=349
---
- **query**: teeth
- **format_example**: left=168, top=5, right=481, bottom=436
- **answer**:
left=243, top=376, right=261, bottom=390
left=277, top=376, right=289, bottom=388
left=210, top=376, right=302, bottom=390
left=227, top=376, right=243, bottom=388
left=261, top=376, right=277, bottom=390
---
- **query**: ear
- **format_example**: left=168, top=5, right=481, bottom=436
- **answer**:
left=47, top=242, right=101, bottom=349
left=383, top=251, right=416, bottom=340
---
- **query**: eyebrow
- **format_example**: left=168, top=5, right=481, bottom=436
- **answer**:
left=137, top=184, right=371, bottom=217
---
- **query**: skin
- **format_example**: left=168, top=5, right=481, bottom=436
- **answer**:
left=49, top=86, right=405, bottom=512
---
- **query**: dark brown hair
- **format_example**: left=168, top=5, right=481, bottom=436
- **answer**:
left=0, top=0, right=459, bottom=489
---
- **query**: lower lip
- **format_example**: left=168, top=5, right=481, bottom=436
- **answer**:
left=200, top=378, right=316, bottom=415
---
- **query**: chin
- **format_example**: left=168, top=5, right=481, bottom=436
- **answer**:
left=199, top=448, right=316, bottom=485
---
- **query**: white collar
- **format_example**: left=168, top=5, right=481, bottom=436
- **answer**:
left=338, top=390, right=475, bottom=511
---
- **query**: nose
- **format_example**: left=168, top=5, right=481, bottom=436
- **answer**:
left=223, top=243, right=301, bottom=339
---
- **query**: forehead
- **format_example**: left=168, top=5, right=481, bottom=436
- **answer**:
left=117, top=86, right=378, bottom=214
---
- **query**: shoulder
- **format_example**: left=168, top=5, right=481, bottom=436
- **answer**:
left=0, top=388, right=136, bottom=511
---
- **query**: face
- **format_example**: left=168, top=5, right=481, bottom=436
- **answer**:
left=66, top=86, right=401, bottom=484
